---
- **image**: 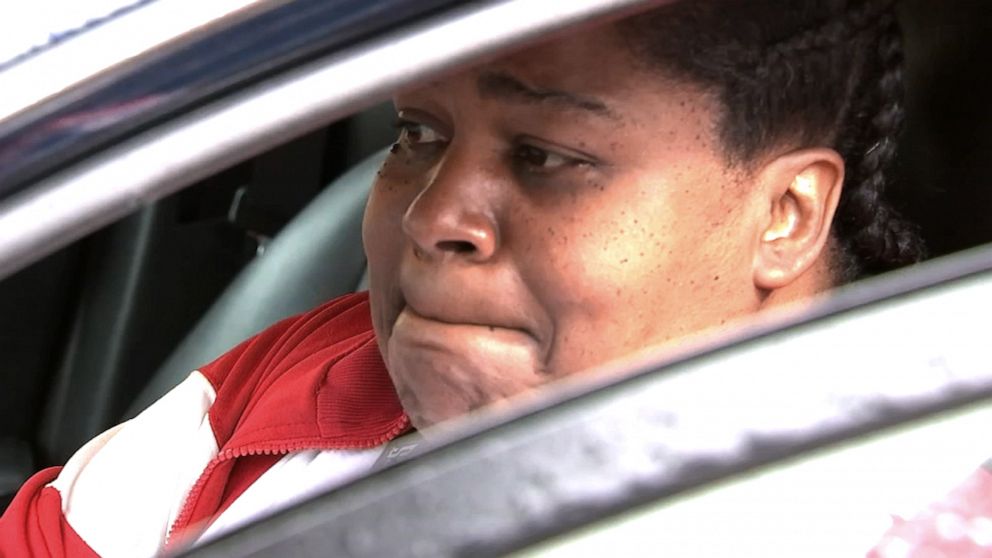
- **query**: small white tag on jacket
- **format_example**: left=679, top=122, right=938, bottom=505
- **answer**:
left=370, top=432, right=425, bottom=472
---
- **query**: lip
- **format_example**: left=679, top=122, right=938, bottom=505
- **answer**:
left=385, top=303, right=548, bottom=395
left=394, top=278, right=549, bottom=356
left=403, top=298, right=532, bottom=338
left=388, top=288, right=552, bottom=369
left=397, top=302, right=540, bottom=349
left=384, top=304, right=549, bottom=428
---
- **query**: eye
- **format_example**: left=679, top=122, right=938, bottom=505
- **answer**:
left=394, top=118, right=448, bottom=148
left=513, top=144, right=587, bottom=173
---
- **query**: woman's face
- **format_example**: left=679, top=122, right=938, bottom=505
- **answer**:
left=363, top=24, right=768, bottom=429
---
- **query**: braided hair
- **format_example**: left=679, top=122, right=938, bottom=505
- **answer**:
left=620, top=0, right=924, bottom=280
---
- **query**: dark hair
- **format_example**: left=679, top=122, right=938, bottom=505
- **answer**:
left=620, top=0, right=924, bottom=280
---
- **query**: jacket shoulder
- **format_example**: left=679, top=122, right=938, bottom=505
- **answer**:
left=198, top=291, right=373, bottom=390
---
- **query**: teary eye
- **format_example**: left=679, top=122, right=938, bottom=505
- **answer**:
left=395, top=119, right=447, bottom=147
left=515, top=145, right=563, bottom=169
left=514, top=143, right=590, bottom=174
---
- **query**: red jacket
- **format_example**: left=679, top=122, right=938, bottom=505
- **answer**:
left=0, top=292, right=409, bottom=556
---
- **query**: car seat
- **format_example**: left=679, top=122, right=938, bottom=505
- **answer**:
left=124, top=150, right=385, bottom=418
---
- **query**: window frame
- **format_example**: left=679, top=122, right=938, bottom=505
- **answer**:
left=0, top=0, right=663, bottom=280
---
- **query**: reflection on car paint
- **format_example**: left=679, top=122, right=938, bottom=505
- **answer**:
left=0, top=0, right=463, bottom=200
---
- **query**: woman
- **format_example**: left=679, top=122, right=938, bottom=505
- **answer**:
left=368, top=0, right=923, bottom=428
left=2, top=1, right=931, bottom=556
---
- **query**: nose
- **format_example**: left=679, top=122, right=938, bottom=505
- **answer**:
left=401, top=151, right=499, bottom=263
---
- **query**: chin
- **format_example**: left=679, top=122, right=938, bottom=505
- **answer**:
left=389, top=371, right=468, bottom=430
left=401, top=398, right=463, bottom=431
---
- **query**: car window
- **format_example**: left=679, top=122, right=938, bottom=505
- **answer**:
left=2, top=0, right=992, bottom=556
left=0, top=0, right=664, bottom=510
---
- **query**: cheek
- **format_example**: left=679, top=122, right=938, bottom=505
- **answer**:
left=521, top=172, right=755, bottom=374
left=363, top=182, right=402, bottom=262
left=528, top=185, right=684, bottom=305
left=363, top=171, right=417, bottom=337
left=363, top=159, right=423, bottom=269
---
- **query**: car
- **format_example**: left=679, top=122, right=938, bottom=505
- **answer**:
left=1, top=0, right=991, bottom=556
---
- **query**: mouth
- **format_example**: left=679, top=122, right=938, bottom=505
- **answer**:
left=403, top=299, right=534, bottom=341
left=386, top=280, right=550, bottom=362
left=384, top=300, right=550, bottom=428
left=396, top=302, right=542, bottom=356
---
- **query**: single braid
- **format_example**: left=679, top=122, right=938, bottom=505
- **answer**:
left=834, top=10, right=925, bottom=277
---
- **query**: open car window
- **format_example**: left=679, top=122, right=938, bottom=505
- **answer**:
left=179, top=244, right=992, bottom=557
left=0, top=0, right=653, bottom=276
left=2, top=0, right=992, bottom=556
left=0, top=0, right=670, bottom=520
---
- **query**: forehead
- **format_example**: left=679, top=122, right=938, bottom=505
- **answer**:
left=490, top=24, right=633, bottom=91
left=403, top=23, right=655, bottom=111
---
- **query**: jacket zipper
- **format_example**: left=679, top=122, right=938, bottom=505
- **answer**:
left=164, top=414, right=410, bottom=549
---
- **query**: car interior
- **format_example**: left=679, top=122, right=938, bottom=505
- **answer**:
left=1, top=0, right=991, bottom=516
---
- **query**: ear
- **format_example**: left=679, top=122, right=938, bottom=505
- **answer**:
left=752, top=148, right=844, bottom=290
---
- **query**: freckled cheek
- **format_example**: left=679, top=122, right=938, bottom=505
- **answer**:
left=363, top=176, right=417, bottom=323
left=365, top=169, right=422, bottom=242
left=364, top=193, right=398, bottom=263
left=527, top=212, right=684, bottom=315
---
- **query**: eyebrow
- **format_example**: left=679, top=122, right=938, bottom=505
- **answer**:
left=476, top=71, right=618, bottom=119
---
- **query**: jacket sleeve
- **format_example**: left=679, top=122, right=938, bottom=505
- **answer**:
left=0, top=371, right=221, bottom=558
left=0, top=466, right=99, bottom=557
left=0, top=292, right=370, bottom=558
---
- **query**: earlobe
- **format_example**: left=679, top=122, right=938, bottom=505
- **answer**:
left=753, top=148, right=844, bottom=291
